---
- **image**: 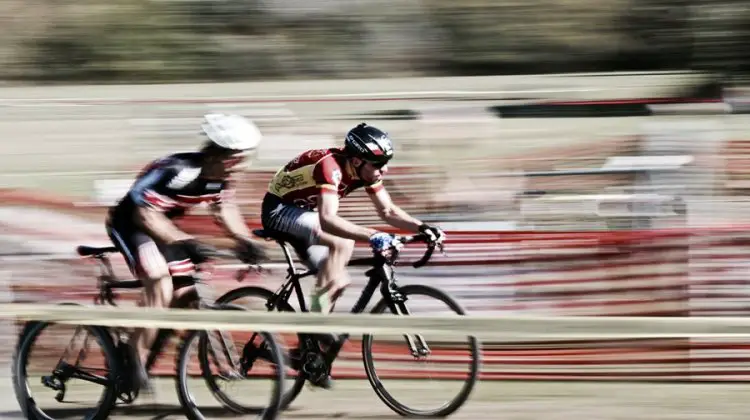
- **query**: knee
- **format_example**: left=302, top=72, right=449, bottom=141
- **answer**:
left=137, top=243, right=170, bottom=283
left=330, top=238, right=355, bottom=256
left=171, top=286, right=197, bottom=308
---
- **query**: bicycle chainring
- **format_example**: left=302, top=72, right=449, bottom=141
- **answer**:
left=301, top=351, right=328, bottom=380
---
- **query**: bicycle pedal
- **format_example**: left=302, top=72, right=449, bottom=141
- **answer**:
left=117, top=389, right=139, bottom=405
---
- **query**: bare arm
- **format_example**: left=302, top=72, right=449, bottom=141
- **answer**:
left=318, top=192, right=378, bottom=242
left=369, top=187, right=423, bottom=232
left=210, top=195, right=253, bottom=242
left=136, top=207, right=193, bottom=244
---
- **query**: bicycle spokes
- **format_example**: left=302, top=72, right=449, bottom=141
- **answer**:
left=363, top=284, right=480, bottom=417
left=42, top=326, right=111, bottom=401
left=56, top=326, right=90, bottom=368
left=18, top=322, right=119, bottom=420
left=207, top=330, right=243, bottom=378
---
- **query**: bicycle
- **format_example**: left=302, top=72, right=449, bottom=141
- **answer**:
left=12, top=244, right=286, bottom=420
left=212, top=230, right=481, bottom=418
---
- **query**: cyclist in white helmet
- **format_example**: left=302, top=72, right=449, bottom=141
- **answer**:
left=106, top=113, right=267, bottom=392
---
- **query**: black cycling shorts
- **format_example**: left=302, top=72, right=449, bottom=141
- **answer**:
left=105, top=214, right=196, bottom=289
left=261, top=192, right=329, bottom=271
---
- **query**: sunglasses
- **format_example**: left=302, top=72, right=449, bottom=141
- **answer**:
left=368, top=160, right=389, bottom=169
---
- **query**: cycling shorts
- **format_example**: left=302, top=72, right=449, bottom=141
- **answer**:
left=106, top=211, right=196, bottom=288
left=260, top=193, right=329, bottom=271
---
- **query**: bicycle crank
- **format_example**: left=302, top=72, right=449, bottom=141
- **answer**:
left=300, top=351, right=330, bottom=384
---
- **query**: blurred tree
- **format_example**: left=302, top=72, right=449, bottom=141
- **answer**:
left=1, top=0, right=749, bottom=83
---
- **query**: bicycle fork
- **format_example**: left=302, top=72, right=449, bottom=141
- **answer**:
left=385, top=285, right=431, bottom=358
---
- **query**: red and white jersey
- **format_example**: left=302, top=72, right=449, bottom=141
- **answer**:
left=267, top=148, right=383, bottom=209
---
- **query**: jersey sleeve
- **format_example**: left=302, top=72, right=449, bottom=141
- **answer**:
left=365, top=180, right=385, bottom=195
left=128, top=166, right=180, bottom=212
left=313, top=156, right=342, bottom=195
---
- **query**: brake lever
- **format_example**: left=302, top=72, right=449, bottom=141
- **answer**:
left=436, top=241, right=446, bottom=256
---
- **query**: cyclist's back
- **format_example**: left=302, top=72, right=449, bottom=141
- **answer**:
left=107, top=152, right=232, bottom=276
left=261, top=146, right=385, bottom=270
left=266, top=147, right=382, bottom=210
left=110, top=152, right=228, bottom=224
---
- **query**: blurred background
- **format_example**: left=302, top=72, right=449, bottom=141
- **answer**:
left=4, top=1, right=750, bottom=418
left=0, top=0, right=748, bottom=83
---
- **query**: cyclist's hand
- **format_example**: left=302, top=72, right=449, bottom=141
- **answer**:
left=369, top=232, right=403, bottom=256
left=418, top=223, right=446, bottom=244
left=175, top=238, right=219, bottom=264
left=236, top=237, right=268, bottom=264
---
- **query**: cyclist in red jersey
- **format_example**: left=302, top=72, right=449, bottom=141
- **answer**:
left=262, top=122, right=445, bottom=328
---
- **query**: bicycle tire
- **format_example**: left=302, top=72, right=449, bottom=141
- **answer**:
left=362, top=284, right=481, bottom=417
left=175, top=302, right=285, bottom=420
left=216, top=286, right=307, bottom=410
left=13, top=320, right=120, bottom=420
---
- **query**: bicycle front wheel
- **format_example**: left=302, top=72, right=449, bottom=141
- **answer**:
left=175, top=303, right=285, bottom=420
left=362, top=284, right=481, bottom=418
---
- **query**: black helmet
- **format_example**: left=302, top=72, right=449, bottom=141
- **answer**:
left=344, top=123, right=394, bottom=166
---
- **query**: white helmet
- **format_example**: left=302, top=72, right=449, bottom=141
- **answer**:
left=201, top=113, right=262, bottom=151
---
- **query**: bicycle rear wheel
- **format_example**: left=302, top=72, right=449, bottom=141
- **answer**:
left=362, top=284, right=481, bottom=417
left=175, top=302, right=285, bottom=420
left=13, top=320, right=120, bottom=420
left=216, top=286, right=307, bottom=410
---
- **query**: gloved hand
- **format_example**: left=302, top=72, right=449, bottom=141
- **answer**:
left=418, top=223, right=446, bottom=244
left=369, top=232, right=403, bottom=254
left=236, top=237, right=268, bottom=264
left=176, top=238, right=220, bottom=264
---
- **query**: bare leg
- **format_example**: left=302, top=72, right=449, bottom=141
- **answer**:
left=130, top=242, right=173, bottom=391
left=310, top=233, right=354, bottom=313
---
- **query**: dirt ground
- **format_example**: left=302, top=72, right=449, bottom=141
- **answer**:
left=2, top=377, right=750, bottom=419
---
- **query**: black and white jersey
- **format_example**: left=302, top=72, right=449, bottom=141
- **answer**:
left=110, top=152, right=231, bottom=221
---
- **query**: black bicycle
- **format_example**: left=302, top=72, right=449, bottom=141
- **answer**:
left=12, top=245, right=285, bottom=420
left=213, top=230, right=481, bottom=418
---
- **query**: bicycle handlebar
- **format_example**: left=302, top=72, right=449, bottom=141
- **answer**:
left=397, top=232, right=442, bottom=268
left=347, top=232, right=444, bottom=269
left=203, top=248, right=239, bottom=261
left=200, top=247, right=270, bottom=278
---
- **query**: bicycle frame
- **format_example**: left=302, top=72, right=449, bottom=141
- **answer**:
left=49, top=250, right=241, bottom=397
left=263, top=234, right=437, bottom=369
left=89, top=253, right=183, bottom=373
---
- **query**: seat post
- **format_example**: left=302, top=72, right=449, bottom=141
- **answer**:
left=95, top=255, right=116, bottom=282
left=279, top=241, right=298, bottom=278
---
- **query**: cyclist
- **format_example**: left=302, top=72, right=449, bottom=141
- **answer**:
left=106, top=113, right=268, bottom=393
left=261, top=122, right=445, bottom=386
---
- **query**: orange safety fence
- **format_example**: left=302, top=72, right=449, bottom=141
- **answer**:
left=10, top=226, right=750, bottom=382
